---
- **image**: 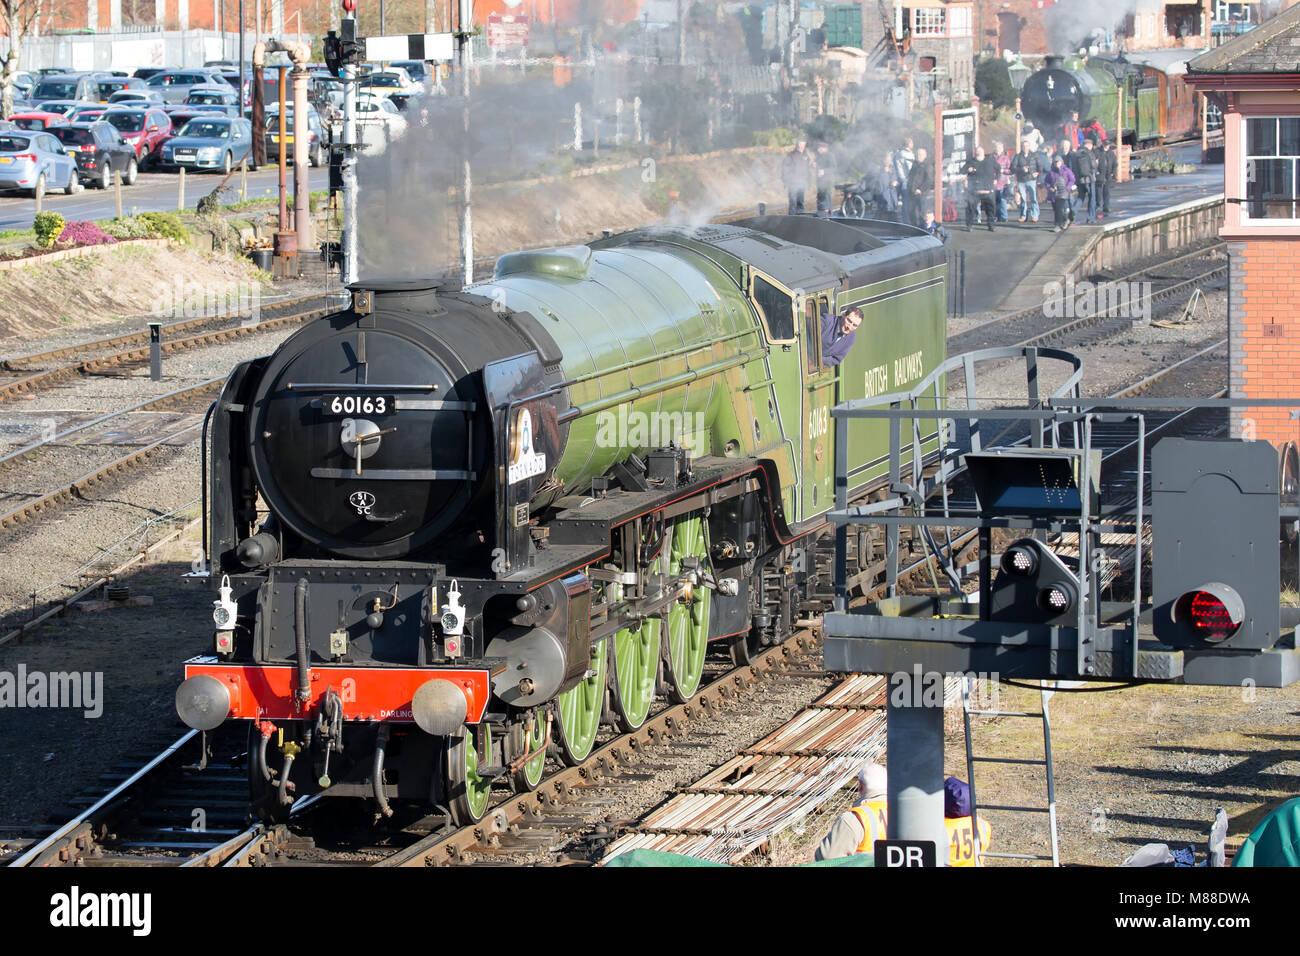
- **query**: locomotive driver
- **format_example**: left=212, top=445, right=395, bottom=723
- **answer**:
left=821, top=306, right=863, bottom=367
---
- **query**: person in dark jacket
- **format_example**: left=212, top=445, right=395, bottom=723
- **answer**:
left=1043, top=154, right=1076, bottom=231
left=821, top=306, right=863, bottom=367
left=1010, top=140, right=1042, bottom=223
left=906, top=147, right=932, bottom=227
left=1097, top=140, right=1117, bottom=218
left=961, top=146, right=998, bottom=232
left=782, top=139, right=814, bottom=214
left=1069, top=139, right=1098, bottom=223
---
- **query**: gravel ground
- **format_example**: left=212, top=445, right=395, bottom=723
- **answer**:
left=0, top=534, right=207, bottom=830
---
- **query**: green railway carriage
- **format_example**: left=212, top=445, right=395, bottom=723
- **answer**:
left=186, top=215, right=947, bottom=825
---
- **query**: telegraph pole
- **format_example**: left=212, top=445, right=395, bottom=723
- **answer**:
left=342, top=0, right=359, bottom=285
left=458, top=0, right=473, bottom=287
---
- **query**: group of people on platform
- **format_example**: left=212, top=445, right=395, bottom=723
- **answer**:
left=781, top=110, right=1119, bottom=241
left=814, top=761, right=993, bottom=866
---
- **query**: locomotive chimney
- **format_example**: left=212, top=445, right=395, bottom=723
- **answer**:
left=1045, top=55, right=1065, bottom=70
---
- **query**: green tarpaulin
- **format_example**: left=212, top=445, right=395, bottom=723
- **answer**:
left=1233, top=796, right=1300, bottom=867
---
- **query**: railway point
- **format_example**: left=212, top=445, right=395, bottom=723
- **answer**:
left=1, top=0, right=1299, bottom=932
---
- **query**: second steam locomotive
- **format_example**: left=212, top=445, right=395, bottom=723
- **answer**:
left=175, top=215, right=946, bottom=823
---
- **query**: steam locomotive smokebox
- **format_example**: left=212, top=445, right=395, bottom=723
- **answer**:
left=1152, top=438, right=1280, bottom=651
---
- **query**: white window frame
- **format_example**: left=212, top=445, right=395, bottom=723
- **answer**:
left=948, top=6, right=972, bottom=37
left=913, top=7, right=947, bottom=36
left=1242, top=115, right=1300, bottom=224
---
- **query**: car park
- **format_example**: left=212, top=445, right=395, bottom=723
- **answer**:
left=103, top=107, right=172, bottom=168
left=0, top=129, right=81, bottom=196
left=358, top=69, right=420, bottom=98
left=160, top=115, right=253, bottom=172
left=52, top=122, right=138, bottom=188
left=34, top=99, right=92, bottom=116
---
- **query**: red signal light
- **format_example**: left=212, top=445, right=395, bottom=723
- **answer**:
left=1187, top=591, right=1240, bottom=642
left=1172, top=583, right=1245, bottom=646
left=342, top=0, right=356, bottom=11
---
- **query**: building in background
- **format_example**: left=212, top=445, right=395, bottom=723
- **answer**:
left=1186, top=1, right=1300, bottom=447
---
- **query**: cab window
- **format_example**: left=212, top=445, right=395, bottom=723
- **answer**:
left=752, top=275, right=794, bottom=342
left=804, top=299, right=822, bottom=373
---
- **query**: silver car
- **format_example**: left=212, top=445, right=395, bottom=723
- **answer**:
left=145, top=69, right=229, bottom=104
left=0, top=130, right=81, bottom=196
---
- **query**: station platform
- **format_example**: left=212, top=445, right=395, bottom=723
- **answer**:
left=945, top=144, right=1223, bottom=316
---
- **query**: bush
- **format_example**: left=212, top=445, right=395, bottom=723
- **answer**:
left=33, top=212, right=65, bottom=249
left=137, top=211, right=189, bottom=243
left=753, top=128, right=797, bottom=149
left=974, top=58, right=1016, bottom=110
left=101, top=216, right=155, bottom=240
left=58, top=221, right=116, bottom=246
left=804, top=114, right=847, bottom=145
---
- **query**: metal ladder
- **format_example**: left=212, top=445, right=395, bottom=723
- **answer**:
left=960, top=677, right=1061, bottom=866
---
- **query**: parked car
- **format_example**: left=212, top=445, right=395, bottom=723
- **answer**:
left=103, top=107, right=172, bottom=168
left=107, top=89, right=165, bottom=106
left=29, top=72, right=113, bottom=104
left=51, top=122, right=138, bottom=189
left=133, top=67, right=167, bottom=81
left=184, top=84, right=240, bottom=116
left=145, top=69, right=229, bottom=104
left=0, top=129, right=81, bottom=196
left=66, top=105, right=109, bottom=124
left=160, top=116, right=253, bottom=172
left=10, top=111, right=69, bottom=131
left=358, top=69, right=420, bottom=98
left=390, top=60, right=431, bottom=86
left=94, top=76, right=145, bottom=102
left=11, top=71, right=35, bottom=98
left=34, top=99, right=92, bottom=116
left=263, top=103, right=327, bottom=166
left=355, top=94, right=407, bottom=132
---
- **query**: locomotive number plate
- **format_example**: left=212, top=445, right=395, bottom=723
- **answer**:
left=321, top=394, right=396, bottom=416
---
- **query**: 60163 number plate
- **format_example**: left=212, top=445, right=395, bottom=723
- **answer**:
left=321, top=395, right=396, bottom=416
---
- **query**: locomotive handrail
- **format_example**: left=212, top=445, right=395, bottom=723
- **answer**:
left=558, top=347, right=770, bottom=424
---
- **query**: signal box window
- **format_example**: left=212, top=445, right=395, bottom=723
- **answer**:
left=1244, top=116, right=1300, bottom=221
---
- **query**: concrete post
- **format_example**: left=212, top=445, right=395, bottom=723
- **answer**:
left=886, top=673, right=950, bottom=865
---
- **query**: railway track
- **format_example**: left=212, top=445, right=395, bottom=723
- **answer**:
left=0, top=292, right=329, bottom=403
left=948, top=242, right=1227, bottom=355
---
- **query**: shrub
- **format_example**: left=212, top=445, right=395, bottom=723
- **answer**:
left=137, top=211, right=189, bottom=243
left=101, top=216, right=155, bottom=240
left=33, top=212, right=65, bottom=249
left=58, top=220, right=116, bottom=246
left=974, top=57, right=1016, bottom=110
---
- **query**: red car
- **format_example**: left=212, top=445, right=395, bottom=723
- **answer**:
left=102, top=107, right=172, bottom=168
left=10, top=111, right=69, bottom=131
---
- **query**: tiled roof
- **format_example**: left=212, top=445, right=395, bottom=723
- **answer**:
left=1189, top=4, right=1300, bottom=73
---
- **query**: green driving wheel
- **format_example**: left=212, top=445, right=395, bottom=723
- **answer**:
left=554, top=637, right=606, bottom=765
left=609, top=578, right=662, bottom=732
left=507, top=710, right=549, bottom=791
left=448, top=724, right=492, bottom=825
left=664, top=515, right=712, bottom=703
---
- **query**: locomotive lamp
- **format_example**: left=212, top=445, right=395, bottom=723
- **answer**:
left=439, top=581, right=466, bottom=659
left=213, top=575, right=237, bottom=655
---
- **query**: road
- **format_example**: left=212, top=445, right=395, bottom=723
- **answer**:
left=0, top=165, right=330, bottom=230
